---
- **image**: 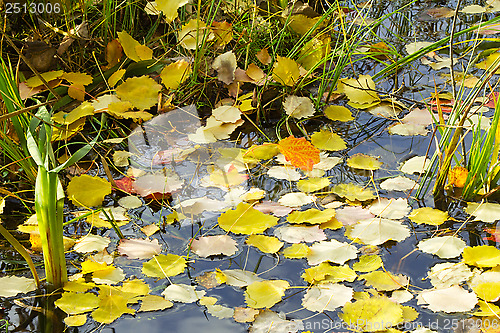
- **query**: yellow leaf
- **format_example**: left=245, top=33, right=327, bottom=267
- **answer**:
left=117, top=31, right=142, bottom=62
left=272, top=56, right=300, bottom=87
left=352, top=255, right=382, bottom=272
left=62, top=72, right=93, bottom=85
left=288, top=14, right=320, bottom=35
left=287, top=208, right=336, bottom=224
left=244, top=280, right=289, bottom=308
left=448, top=166, right=469, bottom=188
left=362, top=271, right=409, bottom=291
left=302, top=262, right=356, bottom=284
left=408, top=207, right=448, bottom=226
left=156, top=0, right=189, bottom=22
left=108, top=69, right=126, bottom=87
left=477, top=52, right=500, bottom=74
left=135, top=44, right=153, bottom=61
left=52, top=101, right=94, bottom=125
left=178, top=19, right=213, bottom=50
left=68, top=83, right=85, bottom=101
left=332, top=183, right=376, bottom=201
left=107, top=100, right=153, bottom=122
left=311, top=129, right=347, bottom=151
left=212, top=21, right=233, bottom=47
left=246, top=235, right=283, bottom=253
left=160, top=59, right=192, bottom=90
left=297, top=177, right=330, bottom=192
left=244, top=144, right=280, bottom=161
left=91, top=295, right=135, bottom=324
left=218, top=202, right=278, bottom=234
left=141, top=254, right=186, bottom=278
left=64, top=314, right=87, bottom=327
left=115, top=75, right=162, bottom=110
left=52, top=117, right=86, bottom=141
left=340, top=297, right=404, bottom=331
left=67, top=175, right=111, bottom=207
left=55, top=292, right=100, bottom=315
left=338, top=75, right=380, bottom=105
left=347, top=153, right=382, bottom=171
left=298, top=36, right=330, bottom=70
left=25, top=70, right=64, bottom=87
left=138, top=295, right=173, bottom=312
left=283, top=243, right=310, bottom=258
left=463, top=245, right=500, bottom=267
left=472, top=282, right=500, bottom=302
left=324, top=105, right=354, bottom=122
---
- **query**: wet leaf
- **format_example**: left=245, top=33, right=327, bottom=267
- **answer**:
left=306, top=239, right=358, bottom=265
left=267, top=166, right=301, bottom=181
left=142, top=254, right=186, bottom=278
left=160, top=59, right=191, bottom=89
left=138, top=295, right=173, bottom=312
left=92, top=295, right=135, bottom=324
left=277, top=136, right=320, bottom=171
left=212, top=105, right=241, bottom=123
left=64, top=314, right=87, bottom=327
left=132, top=172, right=183, bottom=197
left=233, top=307, right=260, bottom=323
left=417, top=285, right=478, bottom=313
left=118, top=238, right=161, bottom=259
left=283, top=95, right=315, bottom=119
left=67, top=175, right=111, bottom=207
left=218, top=202, right=278, bottom=234
left=311, top=129, right=347, bottom=151
left=418, top=236, right=466, bottom=259
left=246, top=235, right=283, bottom=253
left=302, top=262, right=356, bottom=284
left=162, top=284, right=206, bottom=303
left=324, top=105, right=354, bottom=121
left=427, top=262, right=473, bottom=288
left=115, top=76, right=162, bottom=110
left=249, top=310, right=303, bottom=333
left=55, top=292, right=100, bottom=315
left=332, top=183, right=376, bottom=202
left=347, top=153, right=382, bottom=171
left=74, top=234, right=111, bottom=253
left=368, top=198, right=410, bottom=219
left=335, top=206, right=374, bottom=226
left=0, top=276, right=37, bottom=297
left=244, top=280, right=289, bottom=308
left=400, top=156, right=431, bottom=174
left=408, top=207, right=448, bottom=226
left=466, top=202, right=500, bottom=223
left=340, top=296, right=404, bottom=331
left=380, top=176, right=417, bottom=191
left=287, top=208, right=336, bottom=225
left=339, top=75, right=380, bottom=105
left=191, top=235, right=238, bottom=257
left=362, top=271, right=409, bottom=291
left=297, top=177, right=330, bottom=192
left=463, top=245, right=500, bottom=267
left=212, top=21, right=233, bottom=47
left=353, top=254, right=382, bottom=272
left=274, top=225, right=326, bottom=243
left=346, top=218, right=410, bottom=245
left=220, top=269, right=263, bottom=287
left=283, top=243, right=310, bottom=258
left=278, top=192, right=316, bottom=207
left=302, top=283, right=353, bottom=312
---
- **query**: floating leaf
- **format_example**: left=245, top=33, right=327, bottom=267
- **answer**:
left=246, top=235, right=283, bottom=253
left=335, top=206, right=374, bottom=226
left=142, top=254, right=186, bottom=278
left=277, top=136, right=320, bottom=171
left=417, top=285, right=478, bottom=313
left=272, top=56, right=300, bottom=86
left=302, top=262, right=356, bottom=284
left=339, top=75, right=380, bottom=106
left=274, top=225, right=326, bottom=243
left=117, top=238, right=161, bottom=259
left=347, top=153, right=382, bottom=171
left=427, top=262, right=473, bottom=288
left=380, top=176, right=418, bottom=191
left=162, top=284, right=206, bottom=303
left=138, top=295, right=173, bottom=312
left=133, top=172, right=183, bottom=197
left=220, top=269, right=263, bottom=287
left=283, top=95, right=315, bottom=119
left=67, top=175, right=111, bottom=207
left=267, top=166, right=301, bottom=181
left=307, top=239, right=358, bottom=266
left=74, top=234, right=111, bottom=253
left=302, top=283, right=353, bottom=312
left=324, top=105, right=354, bottom=121
left=233, top=307, right=260, bottom=323
left=115, top=76, right=161, bottom=110
left=346, top=218, right=410, bottom=245
left=283, top=244, right=310, bottom=258
left=218, top=202, right=278, bottom=234
left=55, top=292, right=100, bottom=315
left=287, top=208, right=336, bottom=225
left=311, top=129, right=347, bottom=151
left=0, top=276, right=37, bottom=297
left=249, top=310, right=303, bottom=333
left=418, top=236, right=466, bottom=259
left=92, top=295, right=135, bottom=324
left=341, top=297, right=404, bottom=332
left=466, top=202, right=500, bottom=223
left=278, top=192, right=316, bottom=207
left=353, top=255, right=382, bottom=272
left=297, top=177, right=330, bottom=192
left=64, top=314, right=87, bottom=327
left=191, top=235, right=238, bottom=257
left=244, top=280, right=289, bottom=308
left=332, top=183, right=376, bottom=202
left=362, top=271, right=409, bottom=291
left=368, top=198, right=410, bottom=219
left=463, top=245, right=500, bottom=267
left=400, top=156, right=431, bottom=174
left=408, top=207, right=448, bottom=226
left=160, top=59, right=191, bottom=90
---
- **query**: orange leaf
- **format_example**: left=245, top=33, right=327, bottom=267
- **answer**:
left=277, top=136, right=320, bottom=171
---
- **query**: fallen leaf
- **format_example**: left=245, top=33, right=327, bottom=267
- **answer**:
left=191, top=235, right=238, bottom=257
left=278, top=136, right=320, bottom=171
left=246, top=235, right=283, bottom=253
left=117, top=238, right=161, bottom=259
left=283, top=95, right=315, bottom=119
left=417, top=285, right=478, bottom=313
left=161, top=284, right=206, bottom=303
left=218, top=202, right=278, bottom=234
left=141, top=254, right=186, bottom=278
left=213, top=51, right=237, bottom=84
left=306, top=239, right=358, bottom=265
left=310, top=129, right=347, bottom=151
left=302, top=283, right=353, bottom=312
left=418, top=236, right=466, bottom=258
left=244, top=280, right=289, bottom=308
